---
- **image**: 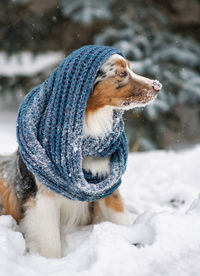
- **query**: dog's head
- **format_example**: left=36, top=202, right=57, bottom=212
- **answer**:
left=86, top=54, right=162, bottom=112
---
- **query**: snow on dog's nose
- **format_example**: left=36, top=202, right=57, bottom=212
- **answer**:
left=152, top=80, right=162, bottom=92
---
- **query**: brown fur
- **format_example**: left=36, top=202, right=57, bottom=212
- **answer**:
left=114, top=59, right=127, bottom=69
left=92, top=190, right=124, bottom=223
left=104, top=190, right=124, bottom=212
left=0, top=178, right=21, bottom=223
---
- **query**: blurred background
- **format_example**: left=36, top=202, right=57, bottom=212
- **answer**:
left=0, top=0, right=200, bottom=152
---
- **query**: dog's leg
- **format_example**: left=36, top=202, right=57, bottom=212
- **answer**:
left=93, top=190, right=129, bottom=225
left=21, top=194, right=62, bottom=258
left=0, top=178, right=21, bottom=222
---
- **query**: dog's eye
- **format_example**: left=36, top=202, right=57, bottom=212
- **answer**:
left=119, top=71, right=127, bottom=78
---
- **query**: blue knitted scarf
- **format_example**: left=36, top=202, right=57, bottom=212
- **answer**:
left=17, top=45, right=128, bottom=202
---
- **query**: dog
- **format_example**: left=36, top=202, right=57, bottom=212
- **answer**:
left=0, top=53, right=162, bottom=258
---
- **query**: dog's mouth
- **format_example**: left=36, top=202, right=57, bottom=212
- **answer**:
left=120, top=80, right=162, bottom=110
left=120, top=91, right=157, bottom=110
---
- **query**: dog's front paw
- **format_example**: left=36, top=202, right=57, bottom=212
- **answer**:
left=26, top=240, right=62, bottom=258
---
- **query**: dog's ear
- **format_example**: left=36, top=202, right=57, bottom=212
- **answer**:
left=97, top=69, right=106, bottom=78
left=93, top=69, right=107, bottom=89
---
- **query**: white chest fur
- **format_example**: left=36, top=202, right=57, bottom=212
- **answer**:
left=83, top=106, right=114, bottom=138
left=82, top=106, right=114, bottom=177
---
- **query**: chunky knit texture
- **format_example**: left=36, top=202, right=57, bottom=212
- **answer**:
left=17, top=45, right=128, bottom=202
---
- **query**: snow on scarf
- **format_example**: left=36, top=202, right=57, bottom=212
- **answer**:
left=17, top=45, right=128, bottom=201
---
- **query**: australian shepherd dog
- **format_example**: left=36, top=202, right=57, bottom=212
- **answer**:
left=0, top=54, right=162, bottom=258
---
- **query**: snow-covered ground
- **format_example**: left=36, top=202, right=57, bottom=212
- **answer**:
left=0, top=110, right=200, bottom=276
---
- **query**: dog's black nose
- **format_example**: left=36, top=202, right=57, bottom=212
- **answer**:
left=152, top=80, right=162, bottom=92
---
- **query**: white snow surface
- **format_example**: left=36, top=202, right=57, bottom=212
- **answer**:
left=0, top=110, right=200, bottom=276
